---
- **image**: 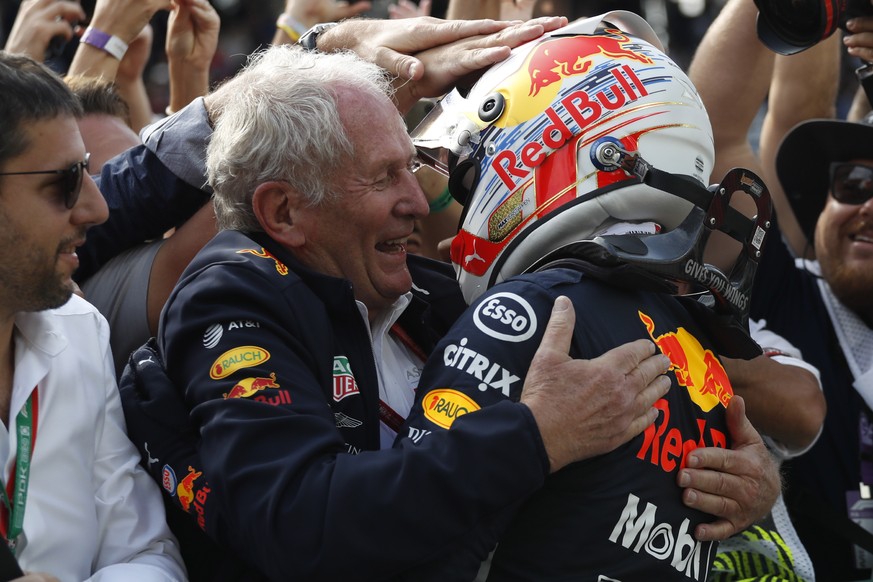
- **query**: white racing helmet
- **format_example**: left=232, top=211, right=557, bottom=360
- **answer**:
left=412, top=12, right=771, bottom=335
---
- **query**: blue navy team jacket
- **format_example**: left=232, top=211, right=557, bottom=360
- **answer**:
left=79, top=143, right=209, bottom=283
left=400, top=268, right=732, bottom=581
left=134, top=229, right=551, bottom=581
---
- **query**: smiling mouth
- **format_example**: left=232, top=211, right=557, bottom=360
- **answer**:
left=59, top=239, right=84, bottom=255
left=376, top=238, right=408, bottom=254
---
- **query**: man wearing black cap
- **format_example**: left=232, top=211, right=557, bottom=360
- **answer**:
left=689, top=0, right=873, bottom=577
left=751, top=115, right=873, bottom=581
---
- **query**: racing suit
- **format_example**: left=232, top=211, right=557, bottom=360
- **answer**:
left=400, top=267, right=732, bottom=581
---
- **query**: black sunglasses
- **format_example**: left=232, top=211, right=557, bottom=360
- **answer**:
left=829, top=162, right=873, bottom=206
left=0, top=153, right=91, bottom=209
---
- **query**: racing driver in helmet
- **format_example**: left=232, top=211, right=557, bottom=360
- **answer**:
left=397, top=11, right=775, bottom=581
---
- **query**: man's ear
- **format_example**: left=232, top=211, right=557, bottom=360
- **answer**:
left=252, top=181, right=307, bottom=248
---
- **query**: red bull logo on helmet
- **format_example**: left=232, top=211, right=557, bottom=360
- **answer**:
left=526, top=30, right=654, bottom=98
left=492, top=63, right=649, bottom=194
left=638, top=311, right=733, bottom=412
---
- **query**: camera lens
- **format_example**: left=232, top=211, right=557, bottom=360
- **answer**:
left=765, top=0, right=823, bottom=40
left=755, top=0, right=842, bottom=54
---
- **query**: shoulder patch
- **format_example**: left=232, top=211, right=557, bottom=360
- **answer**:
left=210, top=346, right=271, bottom=379
left=236, top=247, right=289, bottom=275
left=422, top=389, right=481, bottom=429
left=472, top=292, right=538, bottom=342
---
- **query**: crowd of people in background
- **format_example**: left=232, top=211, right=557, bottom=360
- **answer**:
left=0, top=0, right=872, bottom=580
left=0, top=0, right=764, bottom=115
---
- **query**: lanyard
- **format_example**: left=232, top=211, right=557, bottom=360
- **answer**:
left=380, top=324, right=427, bottom=433
left=0, top=388, right=38, bottom=551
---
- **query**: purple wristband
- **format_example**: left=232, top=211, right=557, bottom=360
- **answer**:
left=80, top=26, right=128, bottom=60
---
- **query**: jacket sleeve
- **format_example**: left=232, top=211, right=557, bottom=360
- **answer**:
left=396, top=280, right=559, bottom=580
left=88, top=313, right=187, bottom=582
left=78, top=100, right=212, bottom=282
left=155, top=263, right=550, bottom=581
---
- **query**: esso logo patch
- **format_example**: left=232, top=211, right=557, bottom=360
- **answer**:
left=162, top=465, right=177, bottom=496
left=472, top=292, right=537, bottom=342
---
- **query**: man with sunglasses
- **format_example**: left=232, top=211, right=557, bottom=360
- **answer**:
left=0, top=52, right=185, bottom=580
left=689, top=0, right=873, bottom=577
left=746, top=116, right=873, bottom=580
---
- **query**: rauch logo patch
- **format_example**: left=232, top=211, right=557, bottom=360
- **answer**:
left=422, top=389, right=481, bottom=429
left=210, top=346, right=270, bottom=379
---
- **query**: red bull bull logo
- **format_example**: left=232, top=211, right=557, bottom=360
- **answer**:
left=177, top=466, right=202, bottom=513
left=237, top=247, right=289, bottom=275
left=639, top=311, right=733, bottom=412
left=526, top=30, right=653, bottom=98
left=223, top=372, right=280, bottom=399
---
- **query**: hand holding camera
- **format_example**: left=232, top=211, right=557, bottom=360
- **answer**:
left=754, top=0, right=873, bottom=55
left=3, top=0, right=85, bottom=60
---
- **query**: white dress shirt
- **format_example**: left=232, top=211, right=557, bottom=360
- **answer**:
left=3, top=295, right=184, bottom=582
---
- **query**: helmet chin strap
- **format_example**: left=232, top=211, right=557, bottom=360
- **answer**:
left=530, top=145, right=773, bottom=355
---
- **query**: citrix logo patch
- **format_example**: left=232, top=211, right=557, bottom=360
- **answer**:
left=442, top=338, right=520, bottom=397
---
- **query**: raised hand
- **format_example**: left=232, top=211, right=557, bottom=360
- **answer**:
left=166, top=0, right=220, bottom=114
left=4, top=0, right=85, bottom=60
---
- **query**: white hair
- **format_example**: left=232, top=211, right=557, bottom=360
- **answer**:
left=207, top=44, right=394, bottom=232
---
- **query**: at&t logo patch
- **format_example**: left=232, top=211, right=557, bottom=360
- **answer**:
left=473, top=292, right=537, bottom=342
left=202, top=324, right=222, bottom=349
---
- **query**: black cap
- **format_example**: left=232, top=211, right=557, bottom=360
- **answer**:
left=775, top=114, right=873, bottom=242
